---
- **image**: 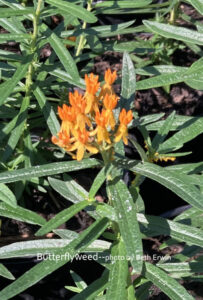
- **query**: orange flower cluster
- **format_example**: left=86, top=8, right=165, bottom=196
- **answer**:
left=52, top=69, right=133, bottom=161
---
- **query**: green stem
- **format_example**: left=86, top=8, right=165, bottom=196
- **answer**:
left=22, top=0, right=43, bottom=154
left=25, top=0, right=43, bottom=96
left=169, top=1, right=179, bottom=25
left=76, top=0, right=92, bottom=56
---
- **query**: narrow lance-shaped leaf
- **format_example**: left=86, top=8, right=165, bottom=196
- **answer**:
left=0, top=8, right=34, bottom=17
left=187, top=0, right=203, bottom=15
left=118, top=160, right=203, bottom=211
left=143, top=262, right=194, bottom=300
left=0, top=33, right=31, bottom=43
left=94, top=203, right=203, bottom=247
left=0, top=218, right=109, bottom=300
left=71, top=270, right=109, bottom=300
left=0, top=202, right=46, bottom=226
left=34, top=87, right=60, bottom=136
left=1, top=95, right=29, bottom=162
left=41, top=24, right=80, bottom=81
left=0, top=183, right=17, bottom=207
left=120, top=51, right=136, bottom=111
left=151, top=111, right=176, bottom=151
left=49, top=176, right=99, bottom=220
left=0, top=55, right=32, bottom=105
left=0, top=264, right=15, bottom=280
left=89, top=164, right=112, bottom=199
left=94, top=0, right=152, bottom=8
left=106, top=240, right=128, bottom=300
left=158, top=117, right=203, bottom=153
left=144, top=20, right=203, bottom=45
left=45, top=0, right=97, bottom=23
left=35, top=200, right=89, bottom=236
left=0, top=159, right=101, bottom=184
left=107, top=178, right=143, bottom=273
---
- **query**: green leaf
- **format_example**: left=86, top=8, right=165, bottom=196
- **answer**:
left=49, top=176, right=99, bottom=220
left=114, top=41, right=153, bottom=53
left=187, top=0, right=203, bottom=14
left=0, top=0, right=25, bottom=10
left=0, top=238, right=111, bottom=259
left=107, top=178, right=143, bottom=273
left=157, top=262, right=203, bottom=274
left=0, top=159, right=101, bottom=184
left=0, top=264, right=15, bottom=280
left=0, top=8, right=34, bottom=17
left=139, top=113, right=165, bottom=125
left=2, top=95, right=29, bottom=162
left=0, top=33, right=31, bottom=43
left=0, top=183, right=17, bottom=207
left=94, top=0, right=152, bottom=8
left=49, top=176, right=87, bottom=203
left=143, top=262, right=194, bottom=300
left=120, top=52, right=136, bottom=110
left=0, top=55, right=32, bottom=105
left=158, top=117, right=203, bottom=153
left=34, top=86, right=60, bottom=136
left=42, top=26, right=80, bottom=80
left=120, top=160, right=203, bottom=211
left=136, top=68, right=203, bottom=90
left=87, top=34, right=104, bottom=53
left=89, top=165, right=112, bottom=199
left=61, top=20, right=136, bottom=38
left=0, top=202, right=46, bottom=225
left=45, top=0, right=97, bottom=23
left=166, top=162, right=203, bottom=174
left=151, top=111, right=176, bottom=151
left=146, top=115, right=198, bottom=131
left=138, top=214, right=203, bottom=247
left=49, top=68, right=85, bottom=89
left=0, top=218, right=109, bottom=300
left=71, top=270, right=109, bottom=300
left=143, top=20, right=203, bottom=45
left=35, top=200, right=89, bottom=236
left=106, top=241, right=128, bottom=300
left=70, top=270, right=87, bottom=291
left=92, top=204, right=203, bottom=247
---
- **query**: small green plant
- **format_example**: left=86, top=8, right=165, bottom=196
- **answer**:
left=0, top=0, right=202, bottom=299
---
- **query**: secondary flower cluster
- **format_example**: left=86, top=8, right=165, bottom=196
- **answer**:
left=52, top=69, right=133, bottom=161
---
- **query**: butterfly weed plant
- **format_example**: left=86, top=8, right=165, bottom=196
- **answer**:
left=0, top=0, right=202, bottom=299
